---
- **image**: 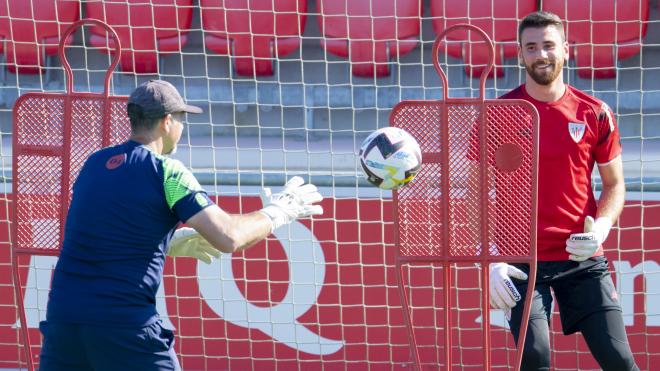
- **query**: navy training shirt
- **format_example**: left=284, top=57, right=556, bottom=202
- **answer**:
left=46, top=140, right=213, bottom=327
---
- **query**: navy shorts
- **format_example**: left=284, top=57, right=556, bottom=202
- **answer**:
left=509, top=255, right=622, bottom=335
left=38, top=320, right=180, bottom=371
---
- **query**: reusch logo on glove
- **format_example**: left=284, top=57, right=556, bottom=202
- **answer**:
left=505, top=280, right=521, bottom=301
left=571, top=235, right=595, bottom=241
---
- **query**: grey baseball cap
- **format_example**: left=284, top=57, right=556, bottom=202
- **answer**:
left=128, top=80, right=203, bottom=119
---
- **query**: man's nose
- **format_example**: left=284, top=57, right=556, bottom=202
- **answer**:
left=537, top=48, right=549, bottom=59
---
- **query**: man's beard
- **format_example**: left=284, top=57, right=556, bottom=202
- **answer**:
left=525, top=59, right=563, bottom=85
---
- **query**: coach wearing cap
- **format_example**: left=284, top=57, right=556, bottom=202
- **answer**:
left=39, top=80, right=323, bottom=370
left=127, top=79, right=202, bottom=155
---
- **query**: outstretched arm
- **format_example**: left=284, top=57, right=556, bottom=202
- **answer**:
left=183, top=176, right=323, bottom=254
left=185, top=205, right=273, bottom=254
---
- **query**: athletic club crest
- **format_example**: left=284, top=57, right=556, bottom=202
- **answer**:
left=568, top=122, right=586, bottom=143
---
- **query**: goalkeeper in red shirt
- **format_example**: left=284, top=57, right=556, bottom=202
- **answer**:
left=487, top=11, right=638, bottom=371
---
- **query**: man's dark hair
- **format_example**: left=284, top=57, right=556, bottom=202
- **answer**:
left=127, top=103, right=164, bottom=132
left=518, top=11, right=565, bottom=44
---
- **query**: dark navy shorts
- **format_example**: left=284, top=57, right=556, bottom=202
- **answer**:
left=509, top=255, right=622, bottom=336
left=38, top=320, right=180, bottom=371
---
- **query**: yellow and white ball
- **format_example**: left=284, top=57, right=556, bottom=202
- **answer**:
left=359, top=127, right=422, bottom=190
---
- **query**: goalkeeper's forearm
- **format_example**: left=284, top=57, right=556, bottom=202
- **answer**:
left=596, top=158, right=625, bottom=225
left=186, top=205, right=272, bottom=254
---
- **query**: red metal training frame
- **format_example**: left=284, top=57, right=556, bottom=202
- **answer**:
left=391, top=24, right=539, bottom=371
left=11, top=19, right=130, bottom=371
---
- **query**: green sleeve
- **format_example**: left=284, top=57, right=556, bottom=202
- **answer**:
left=161, top=157, right=205, bottom=210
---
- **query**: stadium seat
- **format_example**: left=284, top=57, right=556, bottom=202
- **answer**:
left=85, top=0, right=194, bottom=74
left=0, top=0, right=79, bottom=74
left=430, top=0, right=536, bottom=78
left=200, top=0, right=307, bottom=76
left=543, top=0, right=649, bottom=79
left=318, top=0, right=422, bottom=77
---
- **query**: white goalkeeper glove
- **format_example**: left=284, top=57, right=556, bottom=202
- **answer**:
left=259, top=176, right=324, bottom=231
left=566, top=216, right=612, bottom=262
left=168, top=227, right=220, bottom=264
left=489, top=263, right=528, bottom=319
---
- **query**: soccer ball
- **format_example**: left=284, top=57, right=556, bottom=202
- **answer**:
left=359, top=127, right=422, bottom=190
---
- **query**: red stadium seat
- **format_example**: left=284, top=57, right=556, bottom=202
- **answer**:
left=0, top=0, right=79, bottom=74
left=318, top=0, right=421, bottom=77
left=85, top=0, right=194, bottom=74
left=200, top=0, right=307, bottom=76
left=430, top=0, right=536, bottom=78
left=543, top=0, right=649, bottom=79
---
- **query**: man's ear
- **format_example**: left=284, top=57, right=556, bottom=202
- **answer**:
left=160, top=114, right=172, bottom=133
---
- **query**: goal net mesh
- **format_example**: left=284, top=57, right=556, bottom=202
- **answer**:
left=0, top=1, right=658, bottom=370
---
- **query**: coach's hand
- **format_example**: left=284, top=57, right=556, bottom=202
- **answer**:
left=566, top=216, right=612, bottom=262
left=489, top=263, right=528, bottom=319
left=168, top=227, right=220, bottom=264
left=259, top=176, right=324, bottom=231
